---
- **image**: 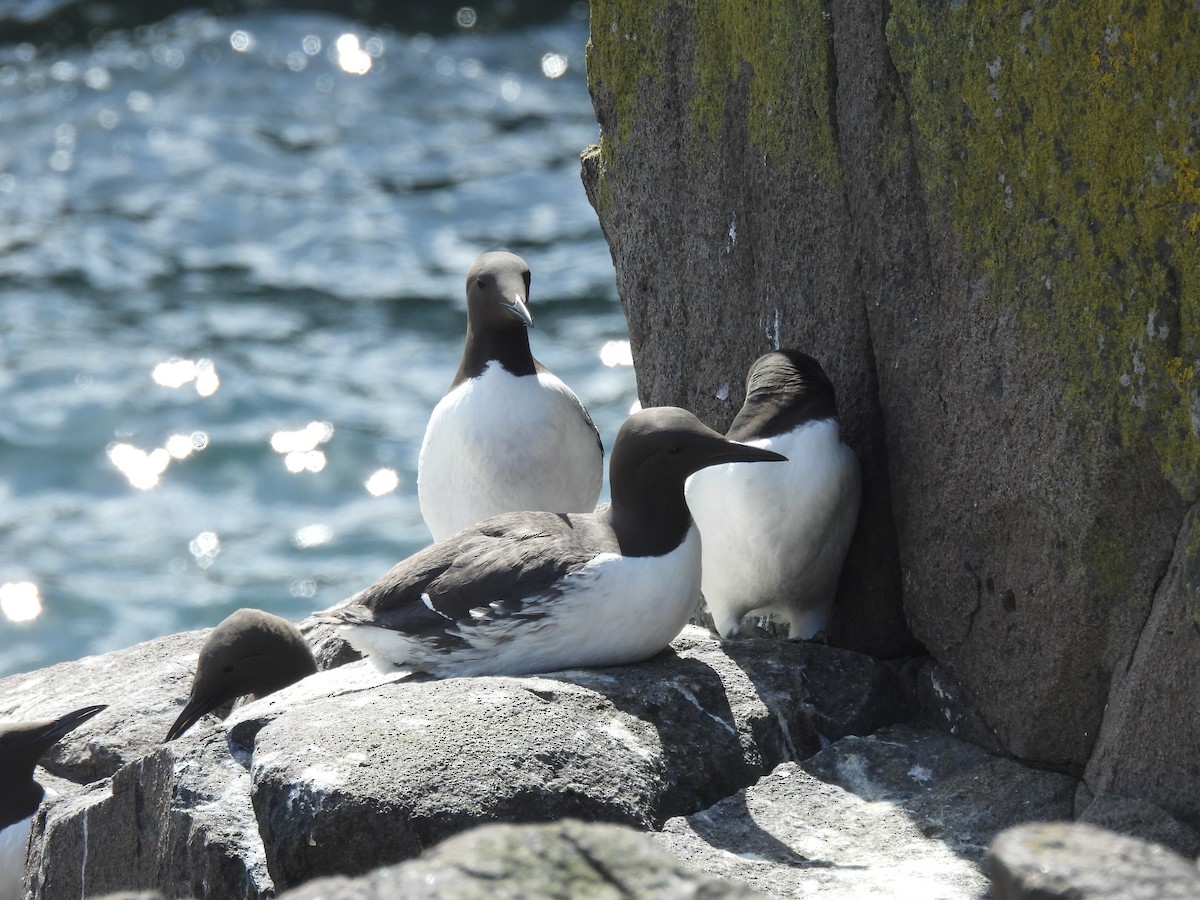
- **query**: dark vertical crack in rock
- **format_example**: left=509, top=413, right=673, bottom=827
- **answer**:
left=562, top=831, right=637, bottom=897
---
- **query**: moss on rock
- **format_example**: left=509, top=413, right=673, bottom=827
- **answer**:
left=585, top=1, right=664, bottom=156
left=587, top=0, right=841, bottom=183
left=887, top=0, right=1200, bottom=500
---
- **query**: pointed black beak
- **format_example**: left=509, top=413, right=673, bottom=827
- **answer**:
left=165, top=694, right=220, bottom=742
left=500, top=294, right=534, bottom=328
left=706, top=441, right=788, bottom=466
left=35, top=704, right=106, bottom=754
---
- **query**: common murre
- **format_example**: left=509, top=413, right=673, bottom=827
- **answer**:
left=417, top=250, right=603, bottom=541
left=686, top=350, right=860, bottom=639
left=325, top=406, right=786, bottom=677
left=0, top=704, right=106, bottom=900
left=165, top=608, right=317, bottom=741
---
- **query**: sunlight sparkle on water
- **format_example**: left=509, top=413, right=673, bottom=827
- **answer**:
left=108, top=431, right=207, bottom=489
left=166, top=432, right=203, bottom=459
left=108, top=442, right=170, bottom=490
left=599, top=340, right=633, bottom=367
left=500, top=76, right=521, bottom=102
left=365, top=468, right=400, bottom=496
left=230, top=30, right=254, bottom=53
left=285, top=450, right=326, bottom=473
left=290, top=579, right=317, bottom=599
left=271, top=421, right=333, bottom=453
left=294, top=523, right=334, bottom=548
left=152, top=357, right=220, bottom=396
left=271, top=421, right=333, bottom=474
left=540, top=53, right=568, bottom=79
left=335, top=34, right=372, bottom=75
left=189, top=531, right=220, bottom=568
left=1, top=582, right=43, bottom=623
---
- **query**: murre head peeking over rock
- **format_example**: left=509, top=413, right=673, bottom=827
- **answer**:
left=166, top=608, right=317, bottom=741
left=0, top=705, right=106, bottom=899
left=322, top=406, right=786, bottom=678
left=417, top=250, right=603, bottom=541
left=686, top=349, right=861, bottom=640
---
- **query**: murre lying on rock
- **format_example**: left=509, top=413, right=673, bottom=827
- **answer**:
left=686, top=350, right=860, bottom=639
left=165, top=608, right=317, bottom=741
left=417, top=250, right=603, bottom=541
left=322, top=406, right=786, bottom=677
left=0, top=704, right=106, bottom=900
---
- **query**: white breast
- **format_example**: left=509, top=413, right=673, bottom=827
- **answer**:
left=418, top=365, right=602, bottom=541
left=686, top=420, right=860, bottom=638
left=0, top=814, right=32, bottom=900
left=345, top=526, right=703, bottom=678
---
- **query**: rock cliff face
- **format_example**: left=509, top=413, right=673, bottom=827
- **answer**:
left=582, top=0, right=1200, bottom=801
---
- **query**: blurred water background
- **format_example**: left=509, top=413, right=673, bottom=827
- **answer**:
left=0, top=1, right=637, bottom=678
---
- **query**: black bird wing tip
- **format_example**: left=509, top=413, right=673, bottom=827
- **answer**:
left=41, top=703, right=108, bottom=744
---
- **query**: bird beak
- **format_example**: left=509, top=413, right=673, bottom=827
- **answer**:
left=706, top=441, right=788, bottom=465
left=501, top=294, right=534, bottom=328
left=35, top=704, right=107, bottom=752
left=165, top=693, right=221, bottom=742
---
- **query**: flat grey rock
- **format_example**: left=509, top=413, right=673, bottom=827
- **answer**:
left=277, top=820, right=766, bottom=899
left=655, top=725, right=1076, bottom=898
left=0, top=629, right=206, bottom=782
left=23, top=627, right=909, bottom=896
left=989, top=821, right=1200, bottom=899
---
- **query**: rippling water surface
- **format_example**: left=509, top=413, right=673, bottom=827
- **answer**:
left=0, top=6, right=636, bottom=677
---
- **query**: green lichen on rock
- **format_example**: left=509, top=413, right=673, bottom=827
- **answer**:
left=887, top=0, right=1200, bottom=500
left=586, top=0, right=841, bottom=183
left=585, top=0, right=665, bottom=157
left=688, top=0, right=841, bottom=182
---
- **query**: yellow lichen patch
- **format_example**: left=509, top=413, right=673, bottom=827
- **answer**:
left=1172, top=157, right=1200, bottom=238
left=888, top=0, right=1200, bottom=500
left=1092, top=26, right=1139, bottom=91
left=585, top=0, right=667, bottom=165
left=689, top=0, right=841, bottom=181
left=585, top=0, right=841, bottom=183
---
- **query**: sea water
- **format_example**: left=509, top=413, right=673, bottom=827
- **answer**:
left=0, top=5, right=636, bottom=677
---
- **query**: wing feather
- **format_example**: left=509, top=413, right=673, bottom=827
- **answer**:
left=335, top=510, right=615, bottom=645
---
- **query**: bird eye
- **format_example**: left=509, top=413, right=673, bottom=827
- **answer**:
left=475, top=277, right=487, bottom=289
left=222, top=664, right=234, bottom=673
left=667, top=446, right=683, bottom=456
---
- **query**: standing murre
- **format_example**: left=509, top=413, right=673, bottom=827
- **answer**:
left=321, top=407, right=786, bottom=677
left=686, top=350, right=861, bottom=639
left=165, top=608, right=317, bottom=741
left=417, top=250, right=603, bottom=541
left=0, top=705, right=106, bottom=900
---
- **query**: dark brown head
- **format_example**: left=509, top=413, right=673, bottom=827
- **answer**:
left=166, top=609, right=316, bottom=741
left=607, top=406, right=786, bottom=556
left=454, top=251, right=537, bottom=384
left=726, top=349, right=840, bottom=442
